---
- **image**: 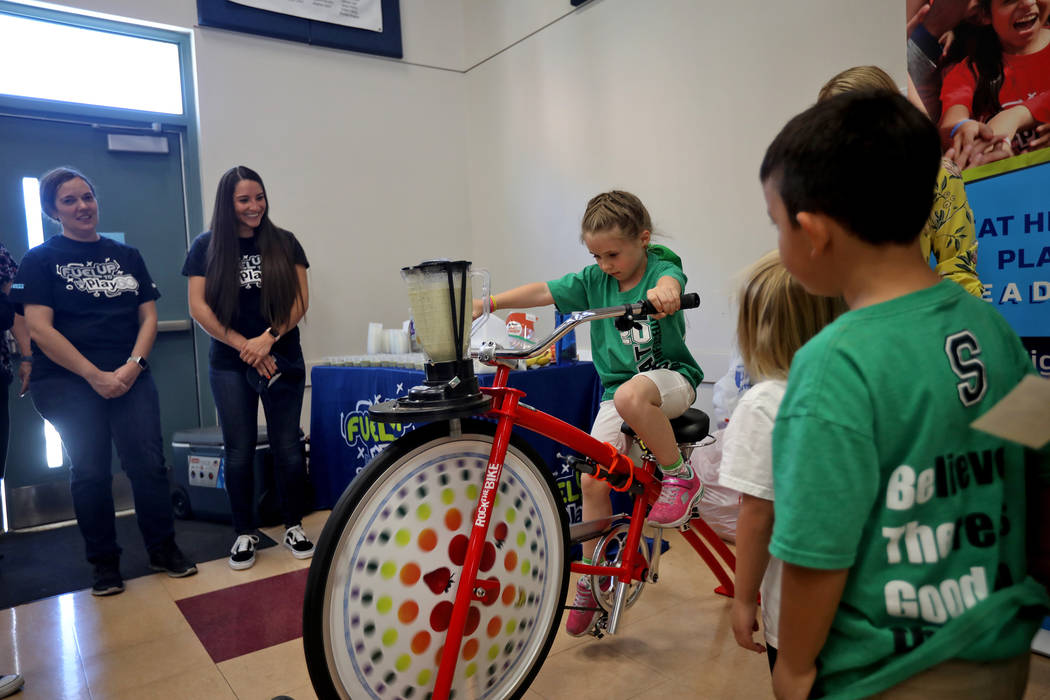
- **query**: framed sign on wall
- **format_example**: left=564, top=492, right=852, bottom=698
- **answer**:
left=197, top=0, right=402, bottom=59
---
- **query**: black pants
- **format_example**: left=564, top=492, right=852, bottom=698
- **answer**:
left=209, top=363, right=308, bottom=534
left=31, top=373, right=175, bottom=563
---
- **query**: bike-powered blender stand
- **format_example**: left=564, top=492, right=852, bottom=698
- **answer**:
left=365, top=279, right=735, bottom=699
left=369, top=258, right=509, bottom=700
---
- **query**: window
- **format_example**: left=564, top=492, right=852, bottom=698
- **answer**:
left=21, top=176, right=67, bottom=469
left=0, top=12, right=182, bottom=114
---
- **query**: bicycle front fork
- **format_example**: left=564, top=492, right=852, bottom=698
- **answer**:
left=432, top=393, right=522, bottom=700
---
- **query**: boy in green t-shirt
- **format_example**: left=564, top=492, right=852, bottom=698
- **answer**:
left=760, top=91, right=1050, bottom=699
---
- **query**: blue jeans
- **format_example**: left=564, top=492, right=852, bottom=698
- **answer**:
left=31, top=372, right=175, bottom=564
left=209, top=363, right=307, bottom=535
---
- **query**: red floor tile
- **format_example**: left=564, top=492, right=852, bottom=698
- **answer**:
left=177, top=568, right=309, bottom=663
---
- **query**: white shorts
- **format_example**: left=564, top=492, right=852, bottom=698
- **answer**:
left=589, top=369, right=696, bottom=453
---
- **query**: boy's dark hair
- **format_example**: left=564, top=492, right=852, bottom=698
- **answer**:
left=760, top=91, right=940, bottom=246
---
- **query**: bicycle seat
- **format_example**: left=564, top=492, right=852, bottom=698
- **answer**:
left=621, top=408, right=711, bottom=444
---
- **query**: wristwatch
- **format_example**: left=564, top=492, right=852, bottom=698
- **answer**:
left=127, top=355, right=149, bottom=370
left=266, top=327, right=281, bottom=340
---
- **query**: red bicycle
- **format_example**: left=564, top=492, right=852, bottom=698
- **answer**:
left=303, top=261, right=736, bottom=700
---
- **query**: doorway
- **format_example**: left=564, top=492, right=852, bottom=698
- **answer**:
left=0, top=2, right=206, bottom=530
left=1, top=115, right=203, bottom=529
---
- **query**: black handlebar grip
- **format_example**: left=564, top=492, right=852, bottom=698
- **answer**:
left=639, top=292, right=700, bottom=316
left=680, top=292, right=700, bottom=310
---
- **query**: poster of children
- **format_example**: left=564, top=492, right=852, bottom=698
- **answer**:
left=907, top=0, right=1050, bottom=381
left=907, top=0, right=1050, bottom=168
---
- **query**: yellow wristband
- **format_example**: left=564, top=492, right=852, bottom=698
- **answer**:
left=489, top=295, right=497, bottom=312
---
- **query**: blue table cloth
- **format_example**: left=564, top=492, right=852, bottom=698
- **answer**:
left=308, top=362, right=604, bottom=520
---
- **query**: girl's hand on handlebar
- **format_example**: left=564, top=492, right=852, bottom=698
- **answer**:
left=646, top=282, right=681, bottom=319
left=471, top=298, right=484, bottom=321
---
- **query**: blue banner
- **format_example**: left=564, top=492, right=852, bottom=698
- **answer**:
left=308, top=363, right=603, bottom=519
left=965, top=150, right=1050, bottom=378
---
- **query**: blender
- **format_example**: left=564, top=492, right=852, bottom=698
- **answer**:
left=370, top=260, right=492, bottom=421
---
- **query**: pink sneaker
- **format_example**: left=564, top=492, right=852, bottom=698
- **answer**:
left=647, top=470, right=704, bottom=527
left=565, top=578, right=599, bottom=636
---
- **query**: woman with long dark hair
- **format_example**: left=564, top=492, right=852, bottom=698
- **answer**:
left=11, top=167, right=197, bottom=596
left=183, top=166, right=313, bottom=569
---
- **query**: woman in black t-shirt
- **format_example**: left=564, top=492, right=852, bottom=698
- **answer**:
left=183, top=165, right=313, bottom=570
left=11, top=167, right=197, bottom=595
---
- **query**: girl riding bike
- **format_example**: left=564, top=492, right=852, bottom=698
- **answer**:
left=472, top=190, right=703, bottom=636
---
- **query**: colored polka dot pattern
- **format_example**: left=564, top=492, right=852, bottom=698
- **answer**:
left=323, top=436, right=566, bottom=699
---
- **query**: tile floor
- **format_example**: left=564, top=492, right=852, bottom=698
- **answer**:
left=0, top=510, right=1048, bottom=699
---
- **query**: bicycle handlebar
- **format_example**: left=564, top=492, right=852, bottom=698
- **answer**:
left=475, top=292, right=700, bottom=363
left=643, top=292, right=700, bottom=316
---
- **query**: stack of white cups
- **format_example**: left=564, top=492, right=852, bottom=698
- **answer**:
left=366, top=322, right=412, bottom=356
left=366, top=322, right=383, bottom=354
left=384, top=328, right=410, bottom=354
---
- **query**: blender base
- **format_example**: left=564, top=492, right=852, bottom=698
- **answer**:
left=369, top=394, right=492, bottom=423
left=368, top=359, right=491, bottom=423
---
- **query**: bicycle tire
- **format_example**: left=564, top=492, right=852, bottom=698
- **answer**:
left=304, top=419, right=570, bottom=699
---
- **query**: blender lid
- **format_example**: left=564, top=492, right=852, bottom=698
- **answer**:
left=401, top=259, right=472, bottom=273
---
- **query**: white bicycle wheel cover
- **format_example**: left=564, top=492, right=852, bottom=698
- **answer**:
left=321, top=435, right=566, bottom=699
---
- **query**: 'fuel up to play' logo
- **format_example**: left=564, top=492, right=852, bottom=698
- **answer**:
left=340, top=398, right=412, bottom=474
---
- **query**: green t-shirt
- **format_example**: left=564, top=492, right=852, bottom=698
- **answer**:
left=770, top=280, right=1050, bottom=699
left=546, top=244, right=703, bottom=401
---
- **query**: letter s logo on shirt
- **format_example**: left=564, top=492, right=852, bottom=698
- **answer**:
left=944, top=331, right=986, bottom=407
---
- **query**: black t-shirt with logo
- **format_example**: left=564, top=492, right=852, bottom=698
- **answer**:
left=182, top=230, right=309, bottom=370
left=10, top=235, right=161, bottom=382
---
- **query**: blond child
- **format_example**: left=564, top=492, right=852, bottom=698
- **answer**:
left=719, top=251, right=844, bottom=673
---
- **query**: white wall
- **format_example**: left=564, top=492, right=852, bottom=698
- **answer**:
left=41, top=0, right=472, bottom=366
left=26, top=0, right=903, bottom=421
left=29, top=0, right=474, bottom=428
left=464, top=0, right=903, bottom=414
left=461, top=0, right=570, bottom=70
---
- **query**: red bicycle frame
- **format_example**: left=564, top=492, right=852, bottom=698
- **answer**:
left=431, top=361, right=735, bottom=699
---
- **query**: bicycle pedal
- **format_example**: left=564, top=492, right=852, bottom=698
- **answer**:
left=591, top=613, right=609, bottom=639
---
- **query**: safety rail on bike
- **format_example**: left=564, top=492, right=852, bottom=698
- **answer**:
left=302, top=264, right=737, bottom=700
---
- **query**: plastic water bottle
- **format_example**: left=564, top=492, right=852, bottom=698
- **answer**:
left=555, top=311, right=577, bottom=363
